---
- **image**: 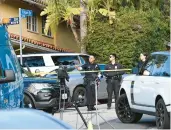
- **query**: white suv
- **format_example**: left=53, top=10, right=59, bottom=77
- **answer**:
left=17, top=53, right=89, bottom=75
left=115, top=51, right=170, bottom=129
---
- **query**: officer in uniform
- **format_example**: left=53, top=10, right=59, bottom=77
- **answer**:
left=76, top=55, right=100, bottom=111
left=104, top=54, right=124, bottom=109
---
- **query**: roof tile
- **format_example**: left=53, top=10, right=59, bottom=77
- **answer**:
left=9, top=33, right=73, bottom=52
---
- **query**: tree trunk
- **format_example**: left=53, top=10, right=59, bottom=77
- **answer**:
left=80, top=0, right=87, bottom=54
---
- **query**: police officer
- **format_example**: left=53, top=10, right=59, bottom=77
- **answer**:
left=104, top=54, right=124, bottom=109
left=76, top=55, right=100, bottom=111
left=137, top=53, right=148, bottom=73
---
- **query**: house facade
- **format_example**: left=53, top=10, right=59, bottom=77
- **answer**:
left=0, top=0, right=80, bottom=53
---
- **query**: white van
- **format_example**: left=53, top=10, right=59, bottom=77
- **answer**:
left=17, top=53, right=89, bottom=75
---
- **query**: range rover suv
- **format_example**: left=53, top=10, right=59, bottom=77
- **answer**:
left=116, top=51, right=170, bottom=129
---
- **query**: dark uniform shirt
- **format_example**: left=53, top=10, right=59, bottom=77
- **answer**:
left=104, top=63, right=124, bottom=78
left=81, top=62, right=100, bottom=79
left=137, top=61, right=145, bottom=73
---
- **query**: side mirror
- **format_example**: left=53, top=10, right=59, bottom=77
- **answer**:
left=0, top=70, right=15, bottom=83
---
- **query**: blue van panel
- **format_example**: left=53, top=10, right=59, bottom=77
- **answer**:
left=0, top=109, right=73, bottom=129
left=0, top=25, right=23, bottom=109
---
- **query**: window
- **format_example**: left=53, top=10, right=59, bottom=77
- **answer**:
left=140, top=55, right=156, bottom=75
left=79, top=55, right=89, bottom=64
left=27, top=13, right=37, bottom=32
left=42, top=15, right=52, bottom=37
left=160, top=56, right=170, bottom=77
left=141, top=54, right=170, bottom=77
left=51, top=56, right=80, bottom=66
left=20, top=56, right=45, bottom=67
left=151, top=55, right=168, bottom=76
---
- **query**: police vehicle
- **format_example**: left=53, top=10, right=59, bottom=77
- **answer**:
left=115, top=51, right=170, bottom=129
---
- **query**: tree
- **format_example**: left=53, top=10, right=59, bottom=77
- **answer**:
left=41, top=0, right=124, bottom=53
left=85, top=8, right=169, bottom=67
left=40, top=0, right=81, bottom=48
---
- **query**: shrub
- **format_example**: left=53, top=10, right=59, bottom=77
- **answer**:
left=85, top=8, right=169, bottom=68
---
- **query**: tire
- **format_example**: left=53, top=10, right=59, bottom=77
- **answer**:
left=115, top=94, right=143, bottom=123
left=73, top=86, right=87, bottom=107
left=156, top=98, right=170, bottom=129
left=24, top=94, right=35, bottom=109
left=44, top=107, right=54, bottom=113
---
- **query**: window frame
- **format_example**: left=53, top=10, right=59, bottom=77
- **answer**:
left=27, top=13, right=38, bottom=33
left=42, top=15, right=52, bottom=37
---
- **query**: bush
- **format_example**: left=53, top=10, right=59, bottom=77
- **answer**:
left=85, top=8, right=169, bottom=68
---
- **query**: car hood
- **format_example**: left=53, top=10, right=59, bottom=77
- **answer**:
left=23, top=77, right=59, bottom=84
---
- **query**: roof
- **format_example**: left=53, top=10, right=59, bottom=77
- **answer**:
left=152, top=51, right=170, bottom=56
left=10, top=33, right=74, bottom=53
left=22, top=0, right=47, bottom=8
left=17, top=53, right=89, bottom=57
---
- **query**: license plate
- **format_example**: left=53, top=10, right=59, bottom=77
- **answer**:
left=62, top=94, right=67, bottom=99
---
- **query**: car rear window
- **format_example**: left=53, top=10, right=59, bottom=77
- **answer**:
left=79, top=55, right=89, bottom=64
left=51, top=56, right=80, bottom=66
left=19, top=56, right=45, bottom=67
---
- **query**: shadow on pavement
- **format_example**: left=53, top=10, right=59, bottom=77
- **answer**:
left=98, top=115, right=156, bottom=129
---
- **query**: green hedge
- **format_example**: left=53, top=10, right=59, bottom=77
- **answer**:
left=85, top=8, right=169, bottom=68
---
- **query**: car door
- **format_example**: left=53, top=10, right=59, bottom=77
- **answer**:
left=98, top=64, right=108, bottom=99
left=133, top=54, right=169, bottom=107
left=133, top=55, right=157, bottom=106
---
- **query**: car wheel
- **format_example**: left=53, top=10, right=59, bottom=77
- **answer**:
left=115, top=94, right=143, bottom=123
left=24, top=94, right=35, bottom=109
left=73, top=86, right=87, bottom=107
left=156, top=98, right=170, bottom=129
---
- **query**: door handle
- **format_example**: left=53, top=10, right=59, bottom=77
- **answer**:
left=141, top=81, right=144, bottom=83
left=155, top=82, right=159, bottom=84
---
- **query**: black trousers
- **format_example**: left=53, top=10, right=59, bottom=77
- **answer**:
left=84, top=78, right=95, bottom=109
left=106, top=78, right=121, bottom=107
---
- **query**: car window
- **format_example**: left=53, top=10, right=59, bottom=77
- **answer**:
left=51, top=56, right=80, bottom=66
left=19, top=56, right=45, bottom=67
left=151, top=55, right=168, bottom=76
left=79, top=55, right=89, bottom=64
left=140, top=55, right=156, bottom=75
left=160, top=56, right=170, bottom=77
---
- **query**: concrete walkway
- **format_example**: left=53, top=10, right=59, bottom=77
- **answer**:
left=54, top=103, right=116, bottom=129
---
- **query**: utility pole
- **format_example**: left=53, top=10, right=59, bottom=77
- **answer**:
left=80, top=0, right=87, bottom=53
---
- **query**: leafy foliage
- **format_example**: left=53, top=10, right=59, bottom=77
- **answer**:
left=85, top=8, right=169, bottom=68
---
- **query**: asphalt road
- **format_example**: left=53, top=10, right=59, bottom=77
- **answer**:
left=98, top=115, right=157, bottom=129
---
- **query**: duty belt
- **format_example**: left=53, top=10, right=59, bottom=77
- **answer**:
left=108, top=76, right=120, bottom=80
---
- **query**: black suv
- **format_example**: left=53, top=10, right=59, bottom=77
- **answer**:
left=22, top=69, right=70, bottom=112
